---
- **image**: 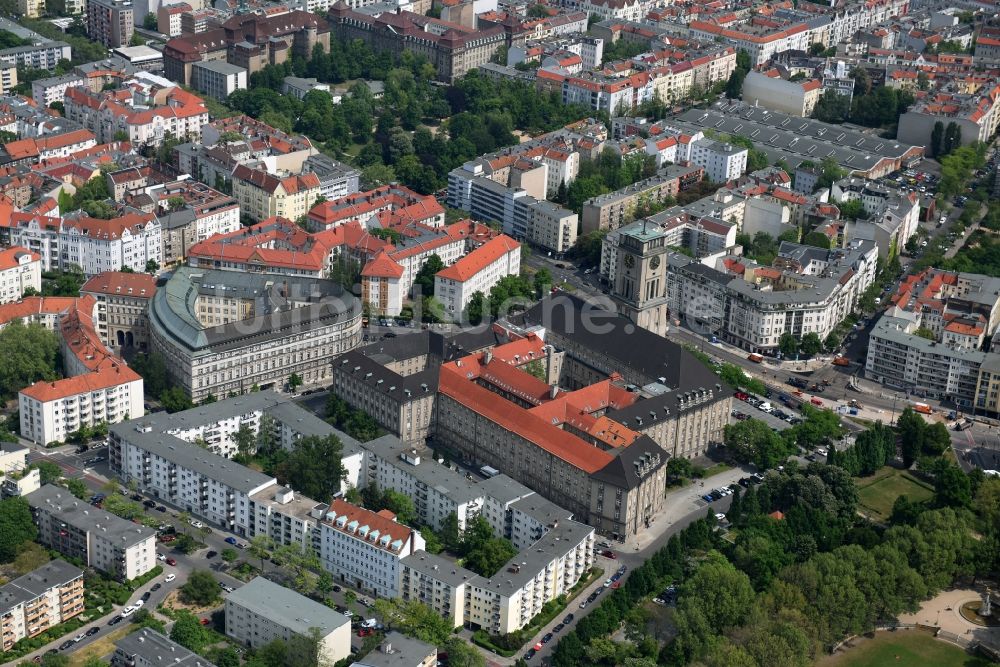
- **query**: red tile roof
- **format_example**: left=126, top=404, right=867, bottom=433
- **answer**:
left=324, top=498, right=416, bottom=553
left=80, top=272, right=157, bottom=298
left=435, top=235, right=519, bottom=283
left=360, top=250, right=404, bottom=279
left=20, top=362, right=140, bottom=403
left=0, top=246, right=39, bottom=271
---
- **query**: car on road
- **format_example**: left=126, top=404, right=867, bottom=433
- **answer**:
left=553, top=623, right=564, bottom=632
left=156, top=505, right=167, bottom=512
left=108, top=616, right=123, bottom=626
left=206, top=550, right=217, bottom=559
left=86, top=627, right=99, bottom=637
left=189, top=519, right=204, bottom=529
left=600, top=549, right=617, bottom=559
left=579, top=599, right=589, bottom=609
left=73, top=632, right=85, bottom=642
left=141, top=592, right=151, bottom=602
left=166, top=557, right=177, bottom=566
left=142, top=500, right=156, bottom=508
left=130, top=494, right=143, bottom=502
left=225, top=537, right=238, bottom=545
left=524, top=648, right=536, bottom=660
left=151, top=583, right=161, bottom=592
left=75, top=445, right=89, bottom=454
left=541, top=632, right=553, bottom=644
left=709, top=490, right=722, bottom=500
left=158, top=553, right=166, bottom=561
left=159, top=535, right=176, bottom=543
left=714, top=513, right=727, bottom=522
left=702, top=494, right=714, bottom=502
left=221, top=584, right=234, bottom=593
left=165, top=573, right=176, bottom=582
left=120, top=606, right=136, bottom=618
left=59, top=640, right=75, bottom=651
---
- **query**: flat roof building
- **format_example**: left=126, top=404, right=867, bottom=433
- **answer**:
left=225, top=577, right=351, bottom=664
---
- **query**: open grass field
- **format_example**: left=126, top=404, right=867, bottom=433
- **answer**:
left=817, top=630, right=994, bottom=667
left=857, top=468, right=934, bottom=521
left=68, top=626, right=132, bottom=667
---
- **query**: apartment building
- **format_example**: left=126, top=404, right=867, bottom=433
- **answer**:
left=17, top=0, right=45, bottom=18
left=319, top=499, right=425, bottom=598
left=351, top=632, right=436, bottom=667
left=150, top=180, right=240, bottom=264
left=191, top=61, right=246, bottom=101
left=112, top=628, right=216, bottom=667
left=689, top=139, right=748, bottom=184
left=898, top=81, right=1000, bottom=149
left=0, top=561, right=85, bottom=651
left=19, top=295, right=145, bottom=445
left=0, top=442, right=40, bottom=498
left=0, top=208, right=162, bottom=276
left=398, top=552, right=472, bottom=629
left=830, top=177, right=921, bottom=258
left=156, top=3, right=189, bottom=37
left=147, top=267, right=362, bottom=401
left=676, top=101, right=924, bottom=179
left=226, top=578, right=350, bottom=663
left=32, top=74, right=87, bottom=109
left=187, top=217, right=333, bottom=279
left=232, top=166, right=322, bottom=224
left=27, top=485, right=157, bottom=581
left=80, top=272, right=157, bottom=351
left=434, top=235, right=521, bottom=318
left=2, top=129, right=98, bottom=165
left=86, top=0, right=135, bottom=48
left=306, top=185, right=444, bottom=232
left=0, top=41, right=72, bottom=71
left=742, top=70, right=823, bottom=117
left=64, top=81, right=208, bottom=148
left=581, top=164, right=704, bottom=234
left=0, top=246, right=40, bottom=305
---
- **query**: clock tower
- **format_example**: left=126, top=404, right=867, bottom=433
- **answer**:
left=611, top=220, right=670, bottom=336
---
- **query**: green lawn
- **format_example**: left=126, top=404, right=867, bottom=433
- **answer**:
left=818, top=630, right=993, bottom=667
left=857, top=468, right=934, bottom=521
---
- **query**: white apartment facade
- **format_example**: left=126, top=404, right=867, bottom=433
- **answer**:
left=319, top=499, right=425, bottom=598
left=689, top=139, right=748, bottom=183
left=27, top=485, right=157, bottom=581
left=434, top=235, right=521, bottom=317
left=19, top=366, right=145, bottom=445
left=0, top=246, right=41, bottom=304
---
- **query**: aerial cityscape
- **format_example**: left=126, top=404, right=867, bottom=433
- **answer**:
left=0, top=0, right=997, bottom=665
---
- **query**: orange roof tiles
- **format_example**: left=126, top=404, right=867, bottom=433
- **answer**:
left=0, top=297, right=76, bottom=326
left=360, top=251, right=404, bottom=279
left=20, top=363, right=140, bottom=402
left=324, top=498, right=416, bottom=553
left=0, top=246, right=39, bottom=271
left=436, top=235, right=519, bottom=283
left=80, top=272, right=157, bottom=298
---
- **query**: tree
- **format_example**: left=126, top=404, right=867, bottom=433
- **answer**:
left=465, top=290, right=486, bottom=325
left=179, top=569, right=220, bottom=606
left=930, top=121, right=944, bottom=157
left=170, top=610, right=214, bottom=652
left=725, top=68, right=746, bottom=99
left=220, top=547, right=238, bottom=562
left=380, top=488, right=417, bottom=525
left=160, top=386, right=193, bottom=413
left=812, top=90, right=851, bottom=124
left=288, top=373, right=303, bottom=392
left=778, top=332, right=799, bottom=358
left=30, top=460, right=63, bottom=485
left=460, top=516, right=518, bottom=577
left=0, top=498, right=38, bottom=563
left=277, top=434, right=347, bottom=500
left=445, top=636, right=486, bottom=667
left=145, top=259, right=160, bottom=274
left=723, top=419, right=791, bottom=469
left=373, top=598, right=455, bottom=645
left=895, top=407, right=924, bottom=467
left=824, top=332, right=841, bottom=352
left=533, top=268, right=552, bottom=298
left=799, top=332, right=823, bottom=357
left=130, top=352, right=169, bottom=398
left=229, top=423, right=256, bottom=457
left=65, top=478, right=89, bottom=500
left=413, top=254, right=445, bottom=296
left=249, top=534, right=275, bottom=572
left=0, top=320, right=61, bottom=401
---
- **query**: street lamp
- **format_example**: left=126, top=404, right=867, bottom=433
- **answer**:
left=890, top=392, right=901, bottom=426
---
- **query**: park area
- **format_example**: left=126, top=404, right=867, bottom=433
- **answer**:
left=817, top=630, right=993, bottom=667
left=857, top=468, right=934, bottom=521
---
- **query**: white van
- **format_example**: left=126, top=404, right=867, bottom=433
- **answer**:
left=758, top=402, right=773, bottom=413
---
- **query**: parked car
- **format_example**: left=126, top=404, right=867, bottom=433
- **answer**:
left=59, top=640, right=76, bottom=651
left=108, top=616, right=123, bottom=626
left=141, top=592, right=151, bottom=602
left=225, top=537, right=238, bottom=545
left=554, top=623, right=564, bottom=632
left=189, top=519, right=204, bottom=529
left=206, top=550, right=217, bottom=559
left=151, top=583, right=161, bottom=592
left=600, top=549, right=617, bottom=559
left=155, top=505, right=166, bottom=512
left=542, top=632, right=553, bottom=644
left=86, top=627, right=100, bottom=637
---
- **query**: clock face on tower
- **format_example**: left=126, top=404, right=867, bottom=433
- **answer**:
left=624, top=254, right=635, bottom=268
left=650, top=256, right=661, bottom=270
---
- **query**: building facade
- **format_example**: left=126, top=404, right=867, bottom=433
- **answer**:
left=0, top=246, right=40, bottom=304
left=434, top=235, right=521, bottom=318
left=27, top=485, right=157, bottom=581
left=86, top=0, right=135, bottom=48
left=0, top=561, right=84, bottom=651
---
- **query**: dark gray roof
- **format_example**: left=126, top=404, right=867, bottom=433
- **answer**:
left=400, top=551, right=476, bottom=587
left=226, top=577, right=349, bottom=635
left=114, top=629, right=216, bottom=667
left=0, top=560, right=83, bottom=615
left=352, top=632, right=436, bottom=667
left=26, top=485, right=157, bottom=548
